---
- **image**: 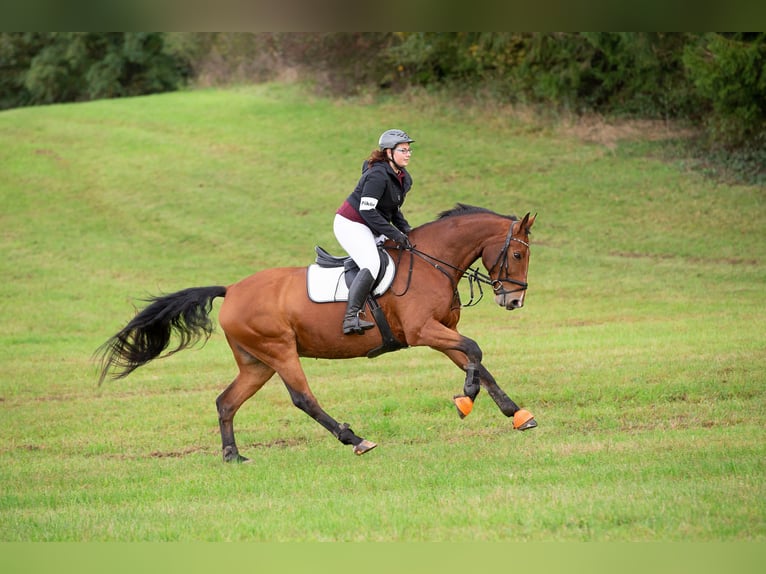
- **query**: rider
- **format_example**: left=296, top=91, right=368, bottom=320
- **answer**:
left=334, top=129, right=415, bottom=335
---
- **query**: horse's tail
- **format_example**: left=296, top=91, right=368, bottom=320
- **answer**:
left=95, top=285, right=227, bottom=385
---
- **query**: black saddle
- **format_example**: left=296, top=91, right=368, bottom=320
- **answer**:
left=314, top=245, right=390, bottom=289
left=314, top=246, right=356, bottom=269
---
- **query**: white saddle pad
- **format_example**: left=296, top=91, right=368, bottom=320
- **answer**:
left=306, top=252, right=396, bottom=303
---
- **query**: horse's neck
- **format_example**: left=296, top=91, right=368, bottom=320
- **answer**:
left=420, top=216, right=506, bottom=270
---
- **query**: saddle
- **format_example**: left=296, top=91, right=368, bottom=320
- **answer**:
left=307, top=246, right=395, bottom=302
left=307, top=245, right=406, bottom=358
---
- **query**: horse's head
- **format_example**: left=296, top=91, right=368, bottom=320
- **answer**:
left=482, top=212, right=535, bottom=310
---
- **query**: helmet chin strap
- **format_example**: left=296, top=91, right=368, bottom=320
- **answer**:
left=387, top=149, right=405, bottom=171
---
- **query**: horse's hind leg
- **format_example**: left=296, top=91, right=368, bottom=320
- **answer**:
left=216, top=355, right=275, bottom=463
left=276, top=353, right=377, bottom=455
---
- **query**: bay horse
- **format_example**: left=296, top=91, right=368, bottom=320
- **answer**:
left=96, top=204, right=537, bottom=462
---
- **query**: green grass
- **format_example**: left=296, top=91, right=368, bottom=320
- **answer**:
left=1, top=83, right=765, bottom=541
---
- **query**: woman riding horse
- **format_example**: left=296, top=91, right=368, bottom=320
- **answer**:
left=96, top=205, right=536, bottom=461
left=334, top=129, right=415, bottom=335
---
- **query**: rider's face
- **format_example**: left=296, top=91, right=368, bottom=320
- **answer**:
left=391, top=146, right=412, bottom=166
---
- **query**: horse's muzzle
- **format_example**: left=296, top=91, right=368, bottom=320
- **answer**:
left=495, top=293, right=524, bottom=310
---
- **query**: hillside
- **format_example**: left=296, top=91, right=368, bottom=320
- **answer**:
left=1, top=84, right=764, bottom=543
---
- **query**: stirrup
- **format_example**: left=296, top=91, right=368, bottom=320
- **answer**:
left=343, top=314, right=374, bottom=335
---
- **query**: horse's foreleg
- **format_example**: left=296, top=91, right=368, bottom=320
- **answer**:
left=441, top=338, right=487, bottom=419
left=216, top=356, right=275, bottom=463
left=412, top=322, right=484, bottom=418
left=465, top=359, right=536, bottom=430
left=453, top=359, right=482, bottom=418
left=438, top=340, right=536, bottom=430
left=411, top=321, right=536, bottom=429
left=277, top=356, right=377, bottom=455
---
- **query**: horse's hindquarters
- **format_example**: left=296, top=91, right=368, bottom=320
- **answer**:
left=219, top=268, right=384, bottom=361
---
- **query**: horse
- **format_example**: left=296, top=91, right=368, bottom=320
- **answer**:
left=96, top=204, right=537, bottom=462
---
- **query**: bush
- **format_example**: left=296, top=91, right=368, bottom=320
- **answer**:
left=166, top=33, right=396, bottom=95
left=683, top=33, right=766, bottom=148
left=0, top=32, right=187, bottom=110
left=388, top=33, right=703, bottom=119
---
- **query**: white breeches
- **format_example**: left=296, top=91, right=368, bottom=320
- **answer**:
left=333, top=214, right=381, bottom=279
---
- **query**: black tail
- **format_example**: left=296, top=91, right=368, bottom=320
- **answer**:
left=95, top=285, right=227, bottom=385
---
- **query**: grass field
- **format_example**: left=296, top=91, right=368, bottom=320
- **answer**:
left=0, top=83, right=764, bottom=542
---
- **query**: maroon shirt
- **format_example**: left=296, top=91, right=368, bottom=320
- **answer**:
left=335, top=160, right=412, bottom=241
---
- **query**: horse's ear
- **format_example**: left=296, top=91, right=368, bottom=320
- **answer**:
left=520, top=212, right=535, bottom=232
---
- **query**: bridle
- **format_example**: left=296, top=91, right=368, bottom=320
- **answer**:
left=487, top=221, right=530, bottom=297
left=389, top=220, right=529, bottom=307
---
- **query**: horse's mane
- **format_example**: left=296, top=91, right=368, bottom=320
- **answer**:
left=437, top=203, right=518, bottom=221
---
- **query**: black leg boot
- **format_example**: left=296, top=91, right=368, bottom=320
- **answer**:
left=343, top=269, right=376, bottom=335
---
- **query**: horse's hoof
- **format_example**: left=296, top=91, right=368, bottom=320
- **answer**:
left=513, top=409, right=537, bottom=431
left=224, top=454, right=250, bottom=463
left=353, top=439, right=377, bottom=455
left=517, top=418, right=537, bottom=431
left=453, top=395, right=474, bottom=419
left=223, top=446, right=250, bottom=463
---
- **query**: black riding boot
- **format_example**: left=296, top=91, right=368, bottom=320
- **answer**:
left=342, top=269, right=376, bottom=335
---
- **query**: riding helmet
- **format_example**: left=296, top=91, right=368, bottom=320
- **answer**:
left=378, top=129, right=414, bottom=150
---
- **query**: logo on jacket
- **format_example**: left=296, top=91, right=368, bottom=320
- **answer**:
left=360, top=197, right=378, bottom=211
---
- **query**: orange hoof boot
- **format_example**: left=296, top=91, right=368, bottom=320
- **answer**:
left=513, top=409, right=537, bottom=431
left=453, top=395, right=474, bottom=419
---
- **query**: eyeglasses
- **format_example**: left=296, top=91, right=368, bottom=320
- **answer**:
left=394, top=148, right=413, bottom=155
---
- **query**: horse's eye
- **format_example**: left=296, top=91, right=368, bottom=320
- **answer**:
left=513, top=252, right=522, bottom=260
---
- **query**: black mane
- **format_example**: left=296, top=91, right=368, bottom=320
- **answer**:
left=437, top=203, right=517, bottom=221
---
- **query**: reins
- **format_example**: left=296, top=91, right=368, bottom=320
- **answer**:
left=386, top=221, right=530, bottom=308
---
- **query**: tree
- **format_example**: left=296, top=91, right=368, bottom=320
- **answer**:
left=683, top=33, right=766, bottom=147
left=0, top=33, right=186, bottom=110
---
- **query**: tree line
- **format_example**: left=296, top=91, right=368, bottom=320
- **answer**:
left=2, top=32, right=764, bottom=169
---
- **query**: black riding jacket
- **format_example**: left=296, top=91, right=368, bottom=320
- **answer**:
left=341, top=160, right=412, bottom=243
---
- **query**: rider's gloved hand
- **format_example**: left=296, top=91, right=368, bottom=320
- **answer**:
left=395, top=233, right=412, bottom=249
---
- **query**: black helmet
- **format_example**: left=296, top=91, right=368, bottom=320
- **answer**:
left=378, top=129, right=414, bottom=150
